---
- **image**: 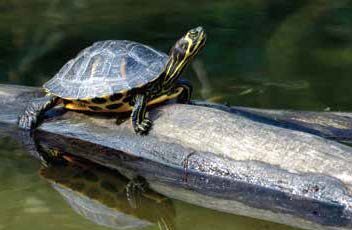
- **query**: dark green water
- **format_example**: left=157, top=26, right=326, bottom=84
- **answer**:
left=1, top=0, right=352, bottom=229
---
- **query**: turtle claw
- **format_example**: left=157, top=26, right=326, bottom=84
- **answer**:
left=141, top=118, right=152, bottom=127
left=134, top=118, right=153, bottom=135
left=18, top=111, right=38, bottom=130
left=126, top=177, right=147, bottom=209
left=18, top=95, right=58, bottom=130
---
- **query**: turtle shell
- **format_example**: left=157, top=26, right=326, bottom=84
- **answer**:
left=43, top=40, right=168, bottom=99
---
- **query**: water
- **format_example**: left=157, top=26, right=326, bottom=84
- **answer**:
left=1, top=0, right=352, bottom=229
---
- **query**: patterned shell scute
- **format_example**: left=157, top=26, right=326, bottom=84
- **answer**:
left=44, top=40, right=168, bottom=99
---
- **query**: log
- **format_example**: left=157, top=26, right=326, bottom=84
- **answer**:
left=1, top=84, right=352, bottom=230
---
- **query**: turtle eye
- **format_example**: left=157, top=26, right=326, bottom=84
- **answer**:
left=188, top=30, right=199, bottom=39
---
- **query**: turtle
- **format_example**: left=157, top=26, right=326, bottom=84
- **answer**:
left=18, top=26, right=206, bottom=134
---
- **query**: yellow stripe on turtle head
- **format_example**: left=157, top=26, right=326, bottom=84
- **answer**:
left=163, top=27, right=207, bottom=86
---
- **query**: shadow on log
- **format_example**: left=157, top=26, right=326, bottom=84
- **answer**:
left=1, top=84, right=352, bottom=230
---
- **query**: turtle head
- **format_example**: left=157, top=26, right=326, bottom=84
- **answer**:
left=163, top=26, right=206, bottom=87
left=172, top=26, right=207, bottom=58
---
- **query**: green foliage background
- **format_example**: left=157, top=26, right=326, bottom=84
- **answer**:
left=1, top=0, right=352, bottom=110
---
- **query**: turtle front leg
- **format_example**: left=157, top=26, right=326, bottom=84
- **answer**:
left=18, top=94, right=59, bottom=130
left=175, top=79, right=193, bottom=103
left=125, top=177, right=147, bottom=209
left=131, top=94, right=152, bottom=135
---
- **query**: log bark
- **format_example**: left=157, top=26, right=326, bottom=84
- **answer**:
left=1, top=84, right=352, bottom=230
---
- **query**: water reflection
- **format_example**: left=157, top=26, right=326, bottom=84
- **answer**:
left=0, top=126, right=297, bottom=230
left=40, top=157, right=175, bottom=230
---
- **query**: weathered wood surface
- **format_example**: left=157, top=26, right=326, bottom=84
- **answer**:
left=192, top=101, right=352, bottom=143
left=1, top=84, right=352, bottom=230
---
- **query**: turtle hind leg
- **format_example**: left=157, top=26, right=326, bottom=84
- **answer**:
left=175, top=79, right=193, bottom=103
left=18, top=94, right=59, bottom=130
left=18, top=130, right=65, bottom=167
left=130, top=94, right=152, bottom=135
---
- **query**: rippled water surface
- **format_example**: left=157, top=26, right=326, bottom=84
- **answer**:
left=1, top=0, right=352, bottom=229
